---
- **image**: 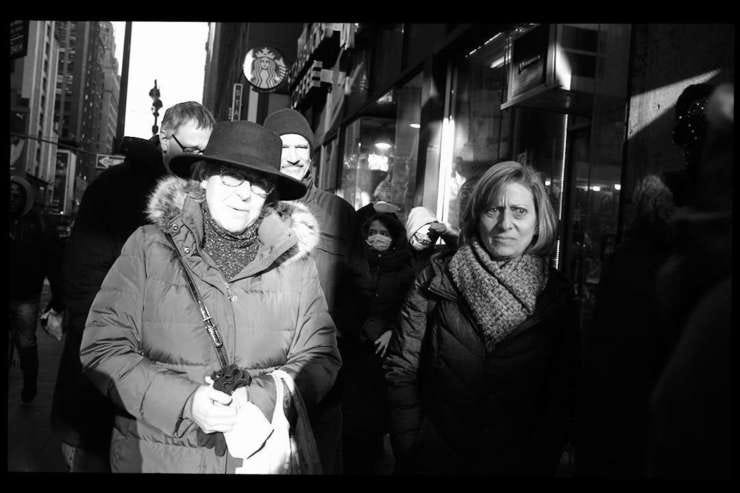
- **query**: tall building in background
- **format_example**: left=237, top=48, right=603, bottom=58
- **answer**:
left=10, top=20, right=60, bottom=207
left=99, top=22, right=120, bottom=156
left=54, top=21, right=117, bottom=184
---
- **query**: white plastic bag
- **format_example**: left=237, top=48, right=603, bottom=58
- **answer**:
left=40, top=308, right=63, bottom=341
left=233, top=370, right=322, bottom=474
left=223, top=399, right=274, bottom=459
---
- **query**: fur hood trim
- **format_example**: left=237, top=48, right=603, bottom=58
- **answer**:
left=146, top=176, right=319, bottom=258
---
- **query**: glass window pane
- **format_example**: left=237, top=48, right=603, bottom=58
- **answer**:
left=440, top=31, right=512, bottom=233
left=339, top=71, right=424, bottom=222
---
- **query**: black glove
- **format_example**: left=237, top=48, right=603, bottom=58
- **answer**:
left=197, top=429, right=229, bottom=457
left=210, top=363, right=252, bottom=395
left=198, top=364, right=252, bottom=457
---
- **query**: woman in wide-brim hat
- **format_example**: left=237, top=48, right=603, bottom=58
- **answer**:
left=79, top=120, right=340, bottom=473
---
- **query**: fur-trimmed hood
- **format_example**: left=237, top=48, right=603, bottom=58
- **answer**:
left=146, top=176, right=319, bottom=262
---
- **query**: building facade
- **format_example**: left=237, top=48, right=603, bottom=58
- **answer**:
left=10, top=20, right=60, bottom=207
left=54, top=21, right=118, bottom=185
left=201, top=22, right=733, bottom=328
left=202, top=22, right=303, bottom=124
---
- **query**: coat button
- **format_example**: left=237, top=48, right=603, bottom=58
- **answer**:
left=170, top=223, right=179, bottom=232
left=183, top=247, right=190, bottom=254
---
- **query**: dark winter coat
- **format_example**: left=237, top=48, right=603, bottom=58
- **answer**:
left=51, top=136, right=168, bottom=453
left=334, top=214, right=415, bottom=436
left=293, top=183, right=357, bottom=318
left=648, top=209, right=732, bottom=479
left=576, top=223, right=675, bottom=478
left=336, top=221, right=415, bottom=346
left=9, top=202, right=64, bottom=309
left=79, top=176, right=341, bottom=473
left=384, top=250, right=578, bottom=475
left=290, top=182, right=356, bottom=473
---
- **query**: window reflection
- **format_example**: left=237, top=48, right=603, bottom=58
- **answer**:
left=340, top=72, right=423, bottom=222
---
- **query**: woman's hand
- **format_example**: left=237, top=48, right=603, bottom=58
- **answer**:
left=429, top=221, right=447, bottom=235
left=191, top=378, right=238, bottom=433
left=374, top=330, right=393, bottom=358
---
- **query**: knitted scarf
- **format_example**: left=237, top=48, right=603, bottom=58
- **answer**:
left=201, top=202, right=261, bottom=280
left=448, top=238, right=549, bottom=352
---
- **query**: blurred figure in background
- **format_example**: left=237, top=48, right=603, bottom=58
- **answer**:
left=51, top=101, right=215, bottom=472
left=405, top=206, right=458, bottom=275
left=577, top=174, right=676, bottom=478
left=335, top=212, right=415, bottom=474
left=8, top=175, right=65, bottom=404
left=664, top=82, right=715, bottom=208
left=648, top=82, right=732, bottom=479
left=384, top=161, right=578, bottom=475
left=263, top=108, right=357, bottom=474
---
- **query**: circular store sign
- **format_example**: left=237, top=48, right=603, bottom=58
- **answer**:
left=243, top=47, right=288, bottom=92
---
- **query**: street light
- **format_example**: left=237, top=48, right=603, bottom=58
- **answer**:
left=149, top=80, right=163, bottom=135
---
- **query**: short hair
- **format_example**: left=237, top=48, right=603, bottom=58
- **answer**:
left=160, top=101, right=215, bottom=135
left=460, top=161, right=558, bottom=257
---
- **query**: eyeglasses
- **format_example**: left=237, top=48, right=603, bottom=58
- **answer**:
left=218, top=167, right=275, bottom=197
left=170, top=133, right=204, bottom=155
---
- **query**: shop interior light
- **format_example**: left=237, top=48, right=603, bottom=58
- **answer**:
left=409, top=123, right=420, bottom=129
left=614, top=184, right=621, bottom=191
left=590, top=185, right=601, bottom=192
left=374, top=140, right=392, bottom=151
left=545, top=179, right=552, bottom=186
left=489, top=56, right=506, bottom=69
left=368, top=153, right=389, bottom=171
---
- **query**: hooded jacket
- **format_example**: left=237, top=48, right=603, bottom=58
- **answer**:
left=383, top=250, right=578, bottom=475
left=52, top=136, right=167, bottom=453
left=9, top=175, right=64, bottom=308
left=79, top=176, right=341, bottom=473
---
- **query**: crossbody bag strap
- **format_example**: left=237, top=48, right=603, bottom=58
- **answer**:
left=164, top=232, right=230, bottom=370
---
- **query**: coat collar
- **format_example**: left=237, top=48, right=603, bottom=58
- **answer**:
left=146, top=176, right=320, bottom=272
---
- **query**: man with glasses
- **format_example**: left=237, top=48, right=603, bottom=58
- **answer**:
left=264, top=108, right=357, bottom=474
left=51, top=101, right=215, bottom=472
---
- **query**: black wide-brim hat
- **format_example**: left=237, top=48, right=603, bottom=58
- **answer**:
left=169, top=120, right=307, bottom=200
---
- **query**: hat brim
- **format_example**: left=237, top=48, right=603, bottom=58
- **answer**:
left=170, top=153, right=307, bottom=200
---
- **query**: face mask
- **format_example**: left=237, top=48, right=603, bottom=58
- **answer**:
left=366, top=234, right=392, bottom=252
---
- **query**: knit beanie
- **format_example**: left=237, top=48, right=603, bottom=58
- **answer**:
left=405, top=206, right=437, bottom=241
left=263, top=108, right=315, bottom=149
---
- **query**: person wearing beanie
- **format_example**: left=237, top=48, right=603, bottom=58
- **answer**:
left=263, top=108, right=357, bottom=474
left=405, top=206, right=459, bottom=274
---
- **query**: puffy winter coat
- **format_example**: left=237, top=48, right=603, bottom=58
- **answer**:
left=80, top=176, right=341, bottom=473
left=384, top=250, right=578, bottom=475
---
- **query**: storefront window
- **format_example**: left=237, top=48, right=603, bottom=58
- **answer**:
left=371, top=24, right=404, bottom=95
left=438, top=30, right=513, bottom=233
left=317, top=137, right=339, bottom=191
left=339, top=72, right=423, bottom=221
